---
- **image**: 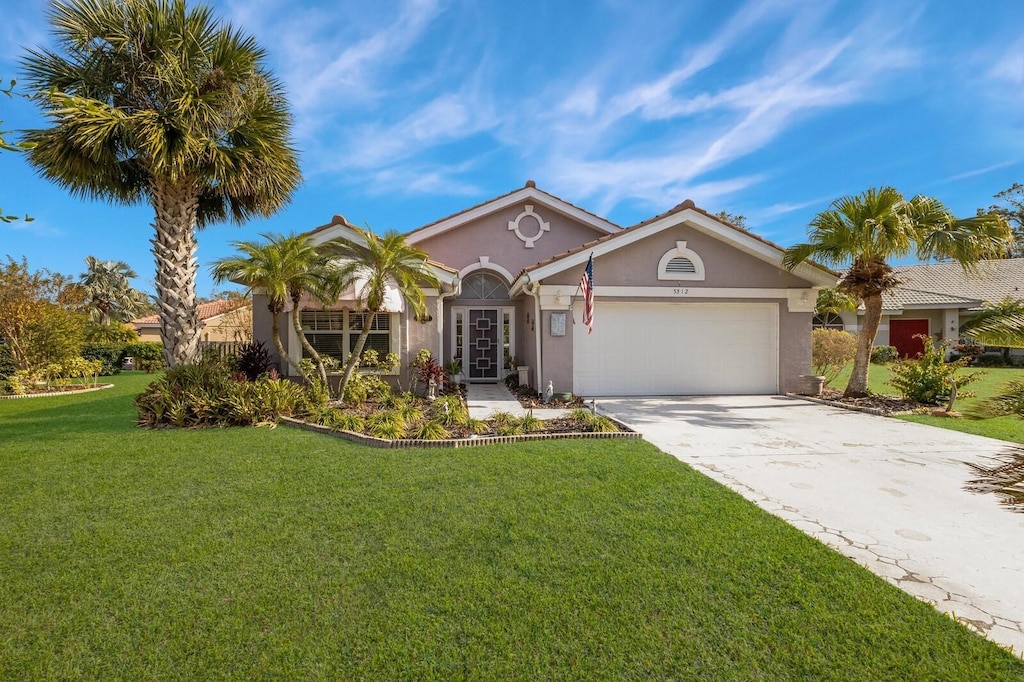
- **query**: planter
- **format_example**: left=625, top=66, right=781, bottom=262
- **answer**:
left=797, top=375, right=826, bottom=397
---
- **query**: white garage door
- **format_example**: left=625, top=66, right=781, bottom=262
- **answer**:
left=573, top=302, right=779, bottom=396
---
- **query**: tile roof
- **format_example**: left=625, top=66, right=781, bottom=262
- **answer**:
left=881, top=288, right=981, bottom=309
left=402, top=180, right=621, bottom=239
left=133, top=299, right=249, bottom=326
left=885, top=259, right=1024, bottom=309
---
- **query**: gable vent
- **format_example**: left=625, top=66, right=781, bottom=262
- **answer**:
left=665, top=257, right=697, bottom=274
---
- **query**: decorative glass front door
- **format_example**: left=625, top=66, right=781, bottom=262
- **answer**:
left=453, top=306, right=514, bottom=382
left=467, top=309, right=500, bottom=380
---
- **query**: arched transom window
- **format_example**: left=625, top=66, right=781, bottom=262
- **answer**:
left=812, top=312, right=845, bottom=330
left=657, top=241, right=705, bottom=281
left=458, top=272, right=509, bottom=300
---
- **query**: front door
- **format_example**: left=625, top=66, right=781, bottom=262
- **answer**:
left=890, top=319, right=929, bottom=358
left=467, top=309, right=501, bottom=380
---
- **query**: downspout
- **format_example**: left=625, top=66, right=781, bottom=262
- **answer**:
left=437, top=278, right=461, bottom=360
left=526, top=280, right=543, bottom=393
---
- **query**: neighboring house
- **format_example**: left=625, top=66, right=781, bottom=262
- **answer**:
left=824, top=259, right=1024, bottom=358
left=254, top=182, right=836, bottom=396
left=133, top=300, right=253, bottom=344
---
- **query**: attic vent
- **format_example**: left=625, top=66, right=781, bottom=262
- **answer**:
left=665, top=257, right=697, bottom=274
left=658, top=241, right=705, bottom=281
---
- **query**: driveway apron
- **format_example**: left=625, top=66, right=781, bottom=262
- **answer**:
left=600, top=395, right=1024, bottom=654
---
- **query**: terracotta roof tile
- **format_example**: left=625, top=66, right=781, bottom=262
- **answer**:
left=132, top=299, right=249, bottom=326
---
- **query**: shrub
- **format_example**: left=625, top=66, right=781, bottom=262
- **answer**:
left=887, top=336, right=979, bottom=405
left=134, top=363, right=311, bottom=428
left=811, top=328, right=857, bottom=385
left=366, top=411, right=405, bottom=439
left=432, top=395, right=467, bottom=426
left=407, top=419, right=450, bottom=440
left=971, top=353, right=1008, bottom=367
left=83, top=322, right=138, bottom=344
left=80, top=343, right=124, bottom=375
left=518, top=411, right=541, bottom=433
left=870, top=345, right=899, bottom=364
left=233, top=340, right=273, bottom=380
left=123, top=341, right=164, bottom=372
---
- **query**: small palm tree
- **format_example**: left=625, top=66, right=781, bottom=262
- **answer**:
left=325, top=228, right=440, bottom=397
left=784, top=187, right=1011, bottom=398
left=211, top=234, right=346, bottom=384
left=21, top=0, right=300, bottom=367
left=78, top=256, right=149, bottom=325
left=961, top=297, right=1024, bottom=352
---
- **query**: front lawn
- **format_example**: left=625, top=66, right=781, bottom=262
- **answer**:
left=832, top=364, right=1024, bottom=444
left=1, top=374, right=1021, bottom=679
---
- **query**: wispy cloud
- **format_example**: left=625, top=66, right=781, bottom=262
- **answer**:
left=5, top=219, right=64, bottom=238
left=941, top=160, right=1020, bottom=184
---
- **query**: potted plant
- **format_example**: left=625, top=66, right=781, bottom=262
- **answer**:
left=443, top=358, right=463, bottom=389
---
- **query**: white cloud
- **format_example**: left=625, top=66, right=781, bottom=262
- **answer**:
left=5, top=218, right=63, bottom=238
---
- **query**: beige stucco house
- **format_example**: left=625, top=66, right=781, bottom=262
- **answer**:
left=823, top=259, right=1024, bottom=359
left=134, top=299, right=252, bottom=344
left=254, top=182, right=837, bottom=396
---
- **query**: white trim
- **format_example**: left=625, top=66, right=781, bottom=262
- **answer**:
left=407, top=187, right=619, bottom=244
left=458, top=257, right=516, bottom=284
left=514, top=207, right=836, bottom=289
left=657, top=241, right=705, bottom=281
left=534, top=285, right=817, bottom=312
left=507, top=204, right=550, bottom=248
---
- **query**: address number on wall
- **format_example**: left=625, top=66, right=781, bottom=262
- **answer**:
left=672, top=288, right=690, bottom=295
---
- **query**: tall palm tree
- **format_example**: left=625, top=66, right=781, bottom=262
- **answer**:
left=78, top=256, right=149, bottom=325
left=21, top=0, right=300, bottom=367
left=784, top=187, right=1011, bottom=398
left=325, top=228, right=439, bottom=397
left=211, top=233, right=346, bottom=384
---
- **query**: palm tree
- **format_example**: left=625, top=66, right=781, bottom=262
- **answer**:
left=21, top=0, right=300, bottom=368
left=325, top=228, right=440, bottom=397
left=784, top=187, right=1011, bottom=398
left=211, top=234, right=346, bottom=384
left=961, top=297, right=1024, bottom=352
left=78, top=256, right=149, bottom=325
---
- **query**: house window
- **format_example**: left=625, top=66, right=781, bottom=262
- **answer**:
left=459, top=272, right=509, bottom=300
left=812, top=312, right=845, bottom=330
left=657, top=241, right=705, bottom=281
left=301, top=310, right=394, bottom=364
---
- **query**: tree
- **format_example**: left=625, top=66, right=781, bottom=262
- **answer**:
left=0, top=256, right=77, bottom=371
left=1, top=78, right=34, bottom=223
left=211, top=233, right=346, bottom=384
left=715, top=211, right=747, bottom=228
left=325, top=228, right=439, bottom=397
left=784, top=187, right=1011, bottom=398
left=981, top=184, right=1024, bottom=258
left=21, top=0, right=300, bottom=368
left=961, top=298, right=1024, bottom=350
left=77, top=256, right=150, bottom=325
left=815, top=287, right=859, bottom=315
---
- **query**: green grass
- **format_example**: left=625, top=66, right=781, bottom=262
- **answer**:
left=2, top=374, right=1022, bottom=679
left=832, top=364, right=1024, bottom=444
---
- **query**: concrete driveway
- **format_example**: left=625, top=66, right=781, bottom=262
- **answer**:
left=599, top=395, right=1024, bottom=654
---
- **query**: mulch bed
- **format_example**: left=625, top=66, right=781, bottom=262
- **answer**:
left=817, top=388, right=919, bottom=416
left=512, top=384, right=586, bottom=409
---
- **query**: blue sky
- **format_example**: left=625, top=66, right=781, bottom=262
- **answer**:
left=1, top=0, right=1023, bottom=296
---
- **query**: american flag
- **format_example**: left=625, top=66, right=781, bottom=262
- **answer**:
left=580, top=254, right=594, bottom=334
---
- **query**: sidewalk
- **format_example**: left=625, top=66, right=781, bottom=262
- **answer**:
left=465, top=383, right=571, bottom=420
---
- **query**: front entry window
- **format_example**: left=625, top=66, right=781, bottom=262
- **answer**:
left=459, top=272, right=509, bottom=300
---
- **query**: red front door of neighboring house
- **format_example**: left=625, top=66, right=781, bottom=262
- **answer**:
left=889, top=319, right=930, bottom=358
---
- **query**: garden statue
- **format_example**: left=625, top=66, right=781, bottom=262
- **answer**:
left=544, top=380, right=554, bottom=403
left=427, top=377, right=437, bottom=400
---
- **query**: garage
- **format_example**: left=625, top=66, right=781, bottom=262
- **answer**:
left=572, top=301, right=779, bottom=396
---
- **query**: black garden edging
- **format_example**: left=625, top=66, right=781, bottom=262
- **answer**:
left=280, top=416, right=640, bottom=449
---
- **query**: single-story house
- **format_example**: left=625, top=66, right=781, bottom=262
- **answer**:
left=821, top=259, right=1024, bottom=358
left=255, top=182, right=836, bottom=396
left=133, top=300, right=252, bottom=344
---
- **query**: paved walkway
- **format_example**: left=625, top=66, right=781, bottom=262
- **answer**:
left=465, top=383, right=571, bottom=420
left=600, top=395, right=1024, bottom=655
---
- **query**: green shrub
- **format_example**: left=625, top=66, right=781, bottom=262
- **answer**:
left=81, top=343, right=124, bottom=375
left=971, top=353, right=1008, bottom=367
left=123, top=341, right=164, bottom=372
left=431, top=395, right=467, bottom=426
left=887, top=336, right=979, bottom=405
left=233, top=340, right=273, bottom=380
left=406, top=419, right=450, bottom=440
left=518, top=411, right=541, bottom=433
left=812, top=328, right=857, bottom=385
left=134, top=364, right=311, bottom=428
left=870, top=345, right=899, bottom=364
left=366, top=411, right=405, bottom=439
